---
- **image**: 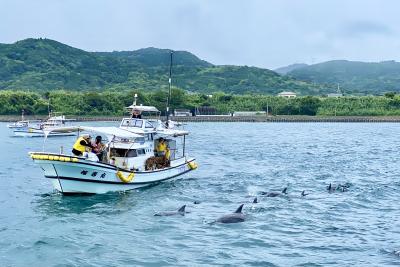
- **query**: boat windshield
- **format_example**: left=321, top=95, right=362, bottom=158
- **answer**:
left=121, top=118, right=142, bottom=128
left=120, top=118, right=155, bottom=129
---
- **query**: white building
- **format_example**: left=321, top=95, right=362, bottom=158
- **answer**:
left=174, top=109, right=192, bottom=117
left=278, top=91, right=297, bottom=98
left=327, top=93, right=343, bottom=98
left=233, top=111, right=266, bottom=116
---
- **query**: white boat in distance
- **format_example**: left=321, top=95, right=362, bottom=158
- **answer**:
left=29, top=106, right=197, bottom=194
left=7, top=110, right=42, bottom=129
left=13, top=112, right=76, bottom=137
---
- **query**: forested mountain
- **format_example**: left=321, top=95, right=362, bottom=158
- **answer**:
left=0, top=38, right=332, bottom=95
left=286, top=60, right=400, bottom=94
left=274, top=63, right=308, bottom=75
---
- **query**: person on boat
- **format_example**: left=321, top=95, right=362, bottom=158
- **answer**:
left=155, top=138, right=170, bottom=160
left=72, top=134, right=94, bottom=156
left=92, top=136, right=105, bottom=161
left=131, top=109, right=142, bottom=119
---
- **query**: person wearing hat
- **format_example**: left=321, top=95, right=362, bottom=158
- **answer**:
left=131, top=109, right=142, bottom=119
left=72, top=134, right=94, bottom=156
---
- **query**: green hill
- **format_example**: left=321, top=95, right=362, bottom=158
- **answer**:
left=0, top=38, right=331, bottom=94
left=287, top=60, right=400, bottom=95
left=274, top=63, right=308, bottom=75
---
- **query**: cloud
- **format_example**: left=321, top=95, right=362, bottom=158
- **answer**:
left=1, top=0, right=400, bottom=69
left=338, top=20, right=393, bottom=38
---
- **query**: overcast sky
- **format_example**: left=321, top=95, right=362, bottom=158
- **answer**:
left=1, top=0, right=399, bottom=69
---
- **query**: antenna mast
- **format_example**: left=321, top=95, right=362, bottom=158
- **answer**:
left=47, top=99, right=51, bottom=117
left=166, top=51, right=173, bottom=124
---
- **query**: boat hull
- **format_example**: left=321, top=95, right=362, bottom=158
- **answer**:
left=30, top=153, right=196, bottom=194
left=14, top=129, right=76, bottom=137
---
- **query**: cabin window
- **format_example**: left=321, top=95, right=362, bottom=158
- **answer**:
left=145, top=134, right=153, bottom=141
left=111, top=148, right=145, bottom=158
left=133, top=119, right=143, bottom=128
left=110, top=148, right=128, bottom=157
left=126, top=149, right=137, bottom=157
left=145, top=121, right=154, bottom=128
left=136, top=137, right=145, bottom=144
left=122, top=119, right=143, bottom=128
left=137, top=149, right=146, bottom=155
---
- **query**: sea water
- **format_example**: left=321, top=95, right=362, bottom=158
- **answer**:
left=1, top=122, right=400, bottom=266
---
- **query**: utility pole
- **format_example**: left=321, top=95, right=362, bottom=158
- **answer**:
left=166, top=51, right=173, bottom=125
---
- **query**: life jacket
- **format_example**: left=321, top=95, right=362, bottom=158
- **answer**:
left=73, top=137, right=90, bottom=153
left=156, top=142, right=167, bottom=152
left=156, top=142, right=170, bottom=159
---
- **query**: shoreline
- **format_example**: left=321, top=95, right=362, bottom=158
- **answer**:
left=2, top=115, right=400, bottom=123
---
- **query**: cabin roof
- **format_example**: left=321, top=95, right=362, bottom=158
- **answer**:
left=126, top=105, right=159, bottom=112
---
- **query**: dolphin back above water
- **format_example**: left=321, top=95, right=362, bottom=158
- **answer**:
left=301, top=190, right=309, bottom=197
left=216, top=204, right=245, bottom=224
left=261, top=187, right=288, bottom=197
left=327, top=183, right=351, bottom=193
left=154, top=205, right=187, bottom=216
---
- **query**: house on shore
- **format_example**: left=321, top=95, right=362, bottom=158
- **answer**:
left=278, top=91, right=297, bottom=98
left=174, top=109, right=192, bottom=117
left=233, top=111, right=266, bottom=116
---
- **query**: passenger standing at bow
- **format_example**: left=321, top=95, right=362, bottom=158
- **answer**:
left=72, top=134, right=93, bottom=156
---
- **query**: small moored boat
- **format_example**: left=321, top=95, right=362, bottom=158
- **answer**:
left=13, top=112, right=76, bottom=137
left=7, top=110, right=42, bottom=130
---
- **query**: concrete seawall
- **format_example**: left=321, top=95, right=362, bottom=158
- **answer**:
left=2, top=115, right=400, bottom=123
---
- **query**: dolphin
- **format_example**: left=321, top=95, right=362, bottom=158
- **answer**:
left=301, top=190, right=309, bottom=197
left=261, top=187, right=288, bottom=197
left=154, top=205, right=187, bottom=216
left=216, top=204, right=245, bottom=224
left=327, top=183, right=336, bottom=192
left=252, top=197, right=258, bottom=203
left=327, top=183, right=350, bottom=193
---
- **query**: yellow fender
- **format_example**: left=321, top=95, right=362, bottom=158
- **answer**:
left=30, top=153, right=78, bottom=162
left=188, top=161, right=198, bottom=170
left=116, top=170, right=135, bottom=183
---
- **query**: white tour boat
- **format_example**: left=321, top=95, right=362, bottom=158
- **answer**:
left=28, top=105, right=197, bottom=194
left=7, top=110, right=42, bottom=130
left=13, top=112, right=76, bottom=137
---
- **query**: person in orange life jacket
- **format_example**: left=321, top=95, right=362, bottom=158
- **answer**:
left=92, top=136, right=105, bottom=161
left=72, top=134, right=94, bottom=156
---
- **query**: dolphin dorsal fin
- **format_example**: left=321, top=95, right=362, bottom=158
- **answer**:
left=282, top=187, right=288, bottom=194
left=178, top=205, right=186, bottom=213
left=328, top=183, right=332, bottom=190
left=235, top=204, right=244, bottom=213
left=253, top=197, right=258, bottom=203
left=301, top=190, right=306, bottom=196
